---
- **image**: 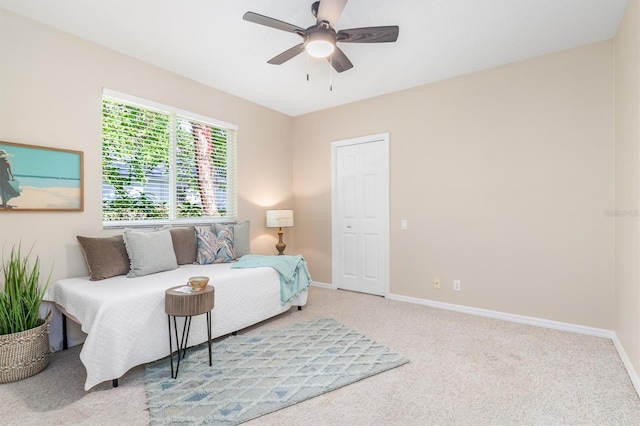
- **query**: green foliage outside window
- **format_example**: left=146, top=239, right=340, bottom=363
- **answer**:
left=102, top=98, right=231, bottom=223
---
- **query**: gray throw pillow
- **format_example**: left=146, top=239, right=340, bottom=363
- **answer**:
left=213, top=220, right=250, bottom=258
left=169, top=226, right=197, bottom=265
left=123, top=228, right=178, bottom=278
left=77, top=235, right=130, bottom=281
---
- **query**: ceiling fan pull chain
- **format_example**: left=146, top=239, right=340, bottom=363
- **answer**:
left=307, top=53, right=310, bottom=81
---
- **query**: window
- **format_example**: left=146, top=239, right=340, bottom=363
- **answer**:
left=101, top=90, right=237, bottom=227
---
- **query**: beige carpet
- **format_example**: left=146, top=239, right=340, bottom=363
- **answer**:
left=1, top=286, right=639, bottom=425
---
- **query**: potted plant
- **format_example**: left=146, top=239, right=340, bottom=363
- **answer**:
left=0, top=244, right=52, bottom=383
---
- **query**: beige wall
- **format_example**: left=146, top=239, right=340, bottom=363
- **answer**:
left=0, top=7, right=627, bottom=334
left=615, top=0, right=640, bottom=382
left=0, top=9, right=294, bottom=282
left=293, top=42, right=615, bottom=329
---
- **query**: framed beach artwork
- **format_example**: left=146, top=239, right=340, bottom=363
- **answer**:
left=0, top=141, right=83, bottom=212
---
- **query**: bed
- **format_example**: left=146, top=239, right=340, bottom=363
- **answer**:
left=46, top=263, right=308, bottom=390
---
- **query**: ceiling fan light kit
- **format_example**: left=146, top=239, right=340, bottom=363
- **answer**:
left=305, top=30, right=335, bottom=58
left=243, top=0, right=399, bottom=75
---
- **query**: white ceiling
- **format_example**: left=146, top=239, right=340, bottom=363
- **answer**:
left=0, top=0, right=628, bottom=116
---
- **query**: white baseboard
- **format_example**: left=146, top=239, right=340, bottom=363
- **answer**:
left=612, top=333, right=640, bottom=397
left=387, top=293, right=613, bottom=337
left=311, top=281, right=334, bottom=289
left=386, top=292, right=640, bottom=397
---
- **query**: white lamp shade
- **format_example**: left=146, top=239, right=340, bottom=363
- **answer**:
left=266, top=209, right=294, bottom=228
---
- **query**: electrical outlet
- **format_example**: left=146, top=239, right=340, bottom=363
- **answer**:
left=434, top=277, right=440, bottom=289
left=453, top=280, right=461, bottom=291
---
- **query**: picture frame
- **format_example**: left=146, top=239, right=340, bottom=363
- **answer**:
left=0, top=141, right=84, bottom=212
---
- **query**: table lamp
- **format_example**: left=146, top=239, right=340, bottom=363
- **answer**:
left=266, top=209, right=294, bottom=255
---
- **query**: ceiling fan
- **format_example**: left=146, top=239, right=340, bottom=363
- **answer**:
left=243, top=0, right=399, bottom=73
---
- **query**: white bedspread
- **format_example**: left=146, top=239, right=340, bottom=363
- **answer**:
left=46, top=263, right=307, bottom=390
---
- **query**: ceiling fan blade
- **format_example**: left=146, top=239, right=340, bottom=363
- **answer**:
left=243, top=12, right=305, bottom=34
left=316, top=0, right=348, bottom=26
left=337, top=26, right=399, bottom=43
left=267, top=43, right=305, bottom=65
left=329, top=47, right=353, bottom=73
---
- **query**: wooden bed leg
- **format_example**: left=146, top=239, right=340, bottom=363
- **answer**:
left=62, top=313, right=68, bottom=350
left=298, top=306, right=302, bottom=311
left=112, top=379, right=118, bottom=388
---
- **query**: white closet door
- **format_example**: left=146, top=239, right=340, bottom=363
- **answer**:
left=332, top=134, right=389, bottom=296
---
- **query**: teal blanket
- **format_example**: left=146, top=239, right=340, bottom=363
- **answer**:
left=231, top=255, right=312, bottom=304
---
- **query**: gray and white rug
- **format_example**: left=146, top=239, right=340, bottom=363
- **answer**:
left=144, top=318, right=409, bottom=425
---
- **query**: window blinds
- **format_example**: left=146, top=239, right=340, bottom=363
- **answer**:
left=101, top=90, right=237, bottom=226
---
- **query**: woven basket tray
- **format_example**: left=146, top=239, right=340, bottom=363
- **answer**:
left=0, top=311, right=51, bottom=383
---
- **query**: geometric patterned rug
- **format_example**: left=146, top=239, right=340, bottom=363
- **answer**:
left=144, top=318, right=409, bottom=425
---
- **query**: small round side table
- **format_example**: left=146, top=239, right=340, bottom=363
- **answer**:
left=165, top=285, right=215, bottom=379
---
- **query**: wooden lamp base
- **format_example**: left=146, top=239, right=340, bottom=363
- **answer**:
left=275, top=227, right=286, bottom=255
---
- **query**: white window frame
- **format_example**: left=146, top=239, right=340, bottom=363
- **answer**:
left=102, top=89, right=238, bottom=228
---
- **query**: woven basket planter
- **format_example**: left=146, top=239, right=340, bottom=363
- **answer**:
left=0, top=312, right=51, bottom=383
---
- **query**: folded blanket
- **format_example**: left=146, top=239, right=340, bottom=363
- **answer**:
left=232, top=254, right=312, bottom=303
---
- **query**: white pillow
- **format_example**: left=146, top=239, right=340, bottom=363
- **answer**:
left=123, top=227, right=178, bottom=278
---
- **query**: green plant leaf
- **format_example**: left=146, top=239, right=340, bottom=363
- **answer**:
left=0, top=243, right=51, bottom=335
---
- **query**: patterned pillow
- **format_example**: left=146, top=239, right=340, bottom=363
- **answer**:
left=196, top=227, right=235, bottom=264
left=212, top=220, right=250, bottom=258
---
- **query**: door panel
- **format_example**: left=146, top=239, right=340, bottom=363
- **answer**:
left=363, top=233, right=379, bottom=280
left=342, top=174, right=357, bottom=218
left=343, top=233, right=357, bottom=277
